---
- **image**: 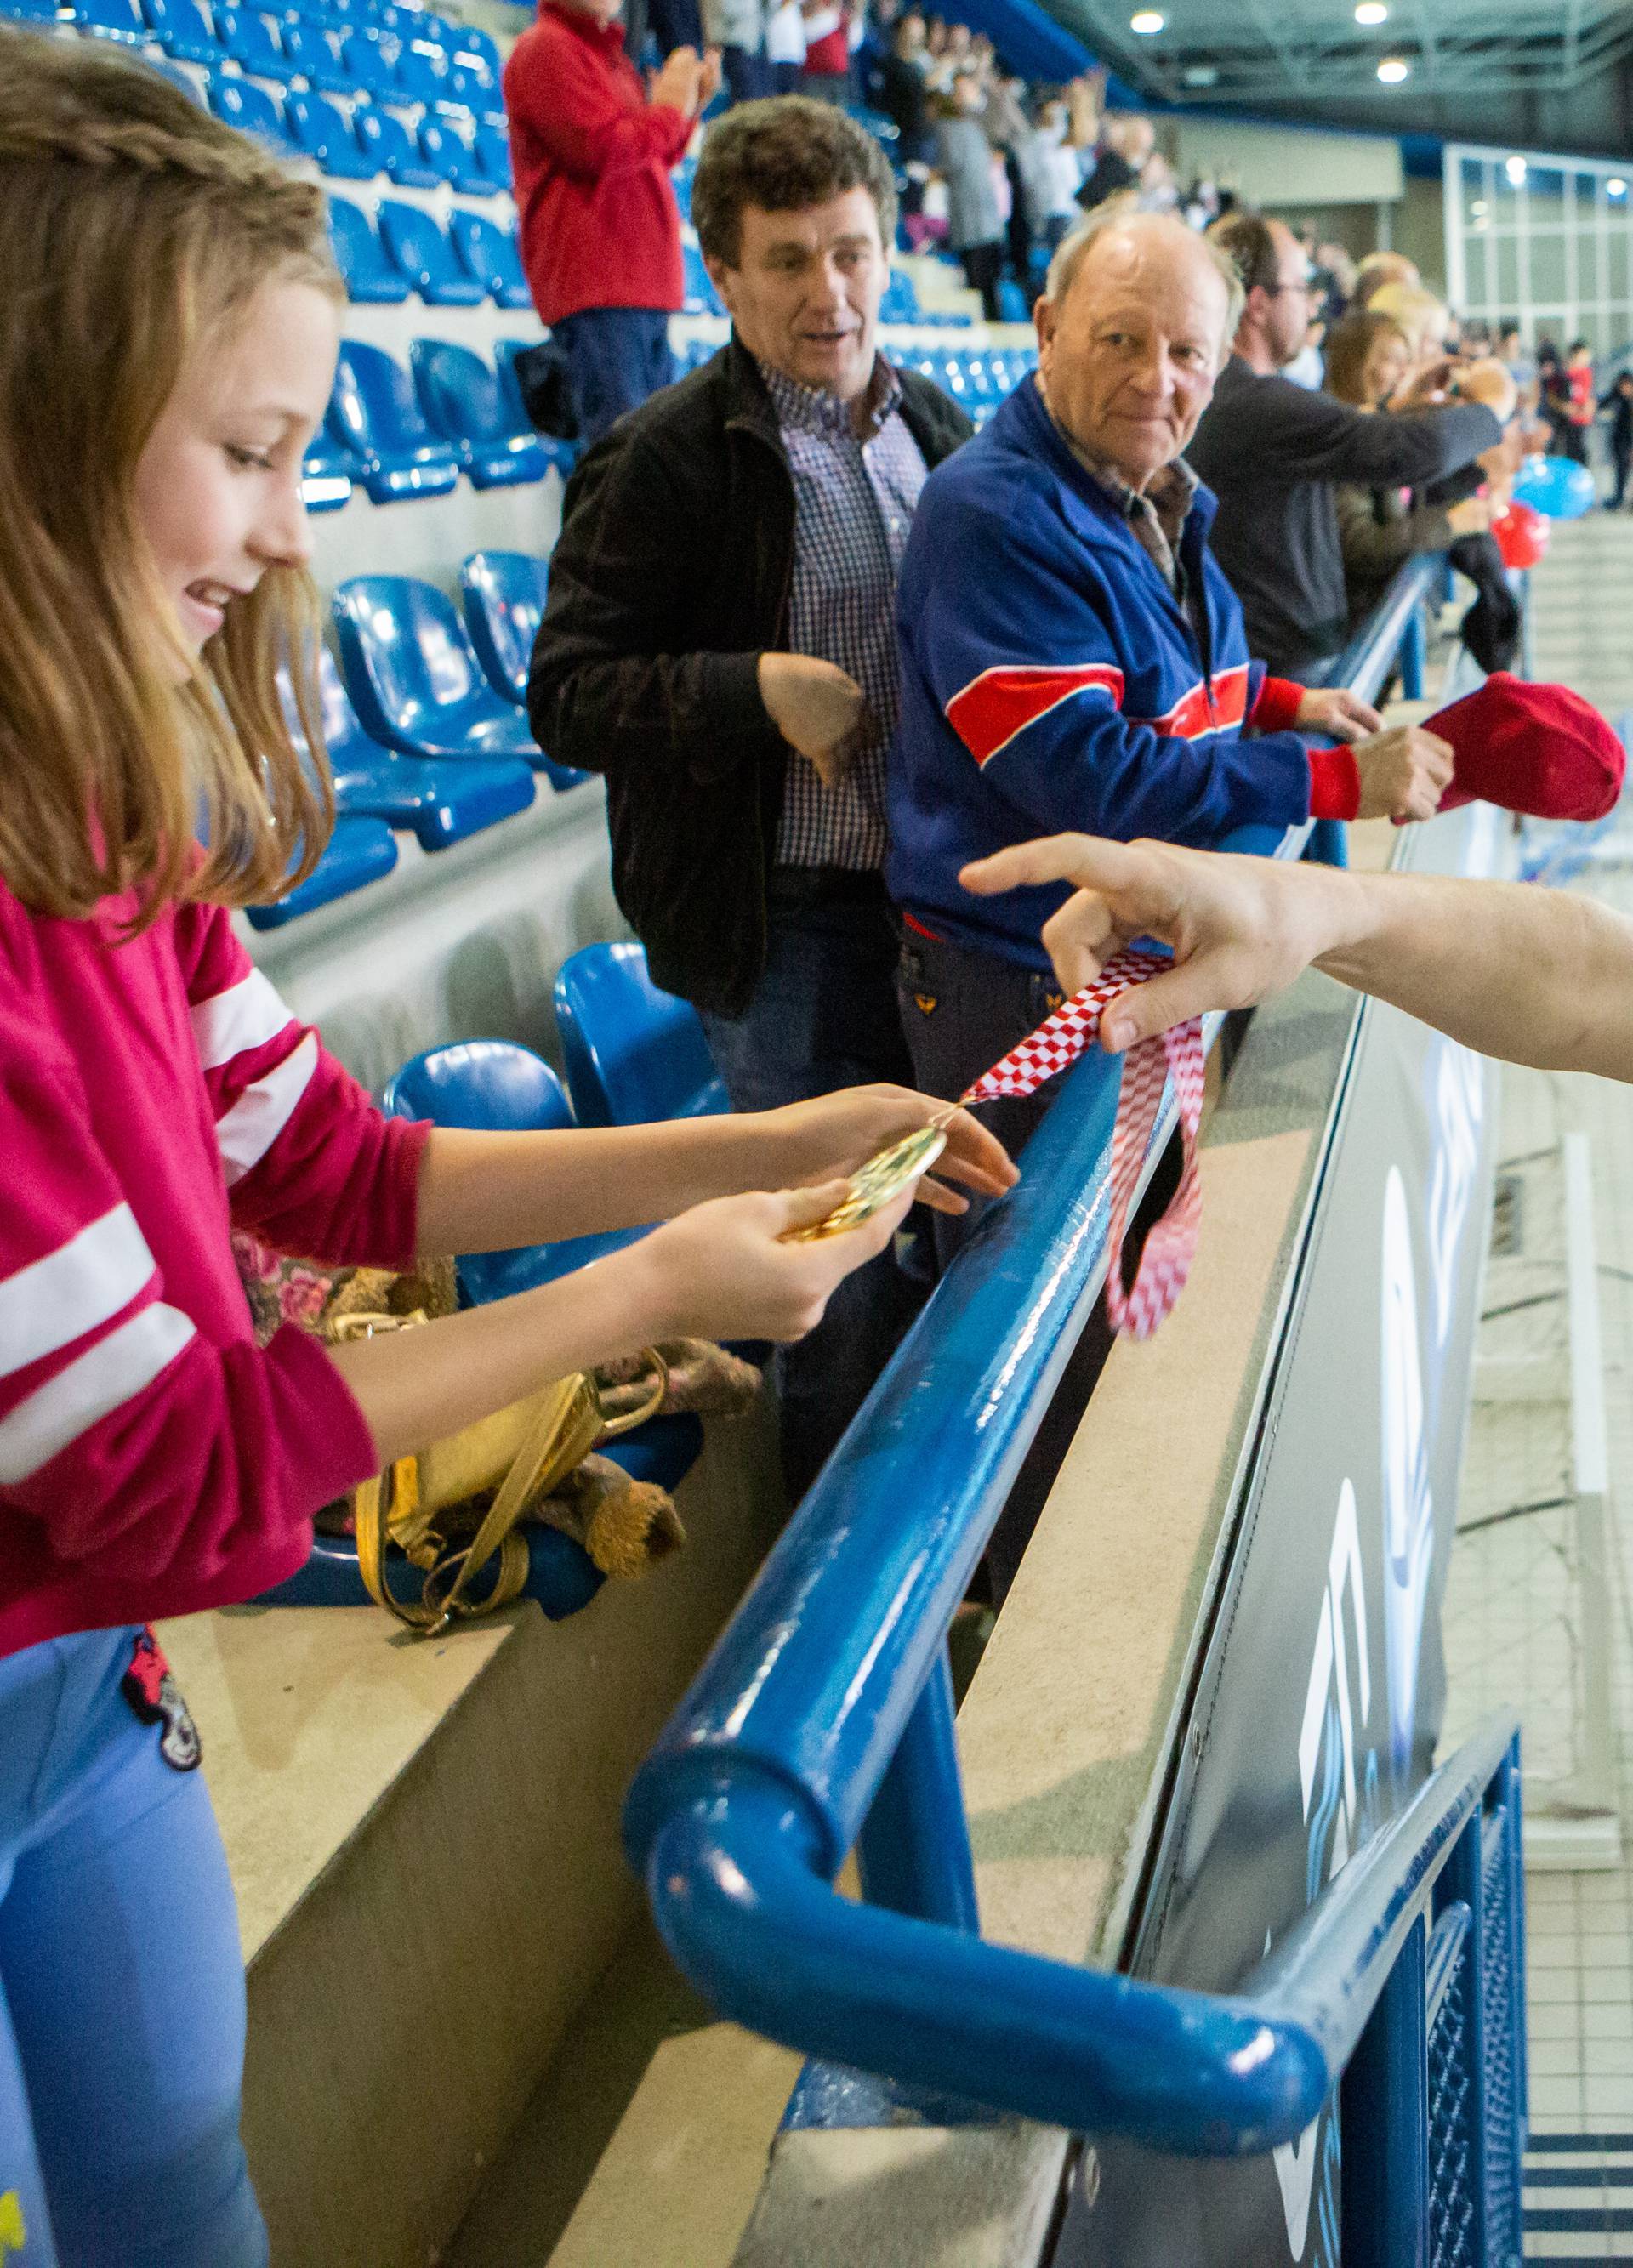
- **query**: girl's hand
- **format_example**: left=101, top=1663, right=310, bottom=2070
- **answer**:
left=760, top=1085, right=1019, bottom=1216
left=618, top=1183, right=919, bottom=1344
left=1294, top=684, right=1384, bottom=744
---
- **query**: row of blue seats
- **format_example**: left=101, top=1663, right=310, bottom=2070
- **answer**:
left=44, top=0, right=504, bottom=113
left=154, top=59, right=511, bottom=191
left=255, top=554, right=566, bottom=925
left=302, top=336, right=569, bottom=511
left=899, top=344, right=1040, bottom=406
left=328, top=194, right=522, bottom=307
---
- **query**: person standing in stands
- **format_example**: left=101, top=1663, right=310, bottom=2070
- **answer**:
left=504, top=0, right=720, bottom=442
left=0, top=43, right=1016, bottom=2267
left=934, top=71, right=1005, bottom=321
left=703, top=0, right=767, bottom=105
left=1602, top=370, right=1633, bottom=507
left=797, top=0, right=852, bottom=100
left=888, top=208, right=1457, bottom=1204
left=1187, top=213, right=1516, bottom=680
left=529, top=99, right=973, bottom=1502
left=1558, top=338, right=1596, bottom=468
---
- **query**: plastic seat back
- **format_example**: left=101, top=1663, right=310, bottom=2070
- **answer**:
left=384, top=1042, right=573, bottom=1137
left=285, top=89, right=373, bottom=177
left=409, top=339, right=509, bottom=447
left=351, top=102, right=439, bottom=186
left=208, top=73, right=293, bottom=153
left=140, top=0, right=216, bottom=63
left=391, top=34, right=446, bottom=100
left=326, top=196, right=410, bottom=303
left=336, top=25, right=392, bottom=91
left=332, top=574, right=496, bottom=748
left=68, top=0, right=145, bottom=40
left=281, top=18, right=351, bottom=88
left=416, top=117, right=481, bottom=194
left=216, top=4, right=288, bottom=74
left=461, top=549, right=549, bottom=705
left=553, top=941, right=726, bottom=1128
left=329, top=339, right=458, bottom=474
left=447, top=210, right=531, bottom=309
left=474, top=122, right=511, bottom=189
left=376, top=197, right=484, bottom=306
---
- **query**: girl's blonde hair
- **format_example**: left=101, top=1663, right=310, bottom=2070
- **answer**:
left=0, top=30, right=344, bottom=924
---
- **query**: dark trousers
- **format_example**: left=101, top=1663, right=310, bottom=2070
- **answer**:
left=551, top=307, right=676, bottom=445
left=699, top=873, right=924, bottom=1507
left=958, top=241, right=1004, bottom=324
left=1613, top=442, right=1632, bottom=507
left=720, top=43, right=770, bottom=102
left=1558, top=422, right=1590, bottom=466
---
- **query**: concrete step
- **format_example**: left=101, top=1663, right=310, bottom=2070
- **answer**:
left=161, top=1399, right=782, bottom=2268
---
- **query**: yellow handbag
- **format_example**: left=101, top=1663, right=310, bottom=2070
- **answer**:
left=331, top=1311, right=669, bottom=1637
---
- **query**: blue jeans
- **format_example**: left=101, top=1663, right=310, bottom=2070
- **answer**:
left=699, top=873, right=924, bottom=1504
left=0, top=1629, right=263, bottom=2268
left=552, top=307, right=677, bottom=445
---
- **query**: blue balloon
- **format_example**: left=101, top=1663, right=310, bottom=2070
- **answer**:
left=1511, top=452, right=1596, bottom=520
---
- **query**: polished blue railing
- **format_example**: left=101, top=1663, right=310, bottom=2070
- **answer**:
left=624, top=556, right=1517, bottom=2250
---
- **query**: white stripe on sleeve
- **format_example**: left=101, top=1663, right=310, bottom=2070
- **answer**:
left=0, top=1205, right=158, bottom=1381
left=191, top=967, right=296, bottom=1071
left=0, top=1303, right=196, bottom=1484
left=214, top=1032, right=319, bottom=1187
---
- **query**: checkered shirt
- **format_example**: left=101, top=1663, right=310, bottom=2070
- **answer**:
left=759, top=356, right=929, bottom=871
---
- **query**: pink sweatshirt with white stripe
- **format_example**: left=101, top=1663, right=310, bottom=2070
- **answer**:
left=0, top=878, right=430, bottom=1657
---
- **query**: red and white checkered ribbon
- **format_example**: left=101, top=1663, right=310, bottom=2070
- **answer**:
left=959, top=946, right=1204, bottom=1341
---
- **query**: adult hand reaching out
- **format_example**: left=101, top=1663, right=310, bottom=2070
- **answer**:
left=758, top=651, right=870, bottom=786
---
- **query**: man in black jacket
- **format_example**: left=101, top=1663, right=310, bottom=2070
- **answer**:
left=530, top=99, right=971, bottom=1501
left=1190, top=213, right=1517, bottom=679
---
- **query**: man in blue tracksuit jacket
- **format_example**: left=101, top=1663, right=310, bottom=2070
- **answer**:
left=888, top=208, right=1454, bottom=1223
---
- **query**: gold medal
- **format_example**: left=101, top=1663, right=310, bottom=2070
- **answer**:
left=782, top=1124, right=949, bottom=1242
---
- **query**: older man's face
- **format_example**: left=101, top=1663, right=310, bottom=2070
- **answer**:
left=1036, top=228, right=1229, bottom=490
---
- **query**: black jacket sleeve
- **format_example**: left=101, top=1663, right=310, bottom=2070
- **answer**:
left=1226, top=376, right=1501, bottom=489
left=527, top=426, right=784, bottom=792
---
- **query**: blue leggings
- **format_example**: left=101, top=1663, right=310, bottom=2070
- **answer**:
left=0, top=1629, right=265, bottom=2268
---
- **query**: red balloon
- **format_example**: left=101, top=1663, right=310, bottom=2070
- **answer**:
left=1492, top=497, right=1550, bottom=570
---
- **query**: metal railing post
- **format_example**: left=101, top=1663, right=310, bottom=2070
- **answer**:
left=1440, top=1816, right=1494, bottom=2259
left=855, top=1646, right=980, bottom=1930
left=1340, top=1915, right=1429, bottom=2268
left=1400, top=604, right=1427, bottom=700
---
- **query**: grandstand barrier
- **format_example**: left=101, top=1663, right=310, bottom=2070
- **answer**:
left=622, top=553, right=1524, bottom=2265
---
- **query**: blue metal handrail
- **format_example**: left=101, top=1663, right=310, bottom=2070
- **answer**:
left=624, top=554, right=1461, bottom=2160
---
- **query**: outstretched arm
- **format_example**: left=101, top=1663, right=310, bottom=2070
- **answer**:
left=960, top=833, right=1633, bottom=1083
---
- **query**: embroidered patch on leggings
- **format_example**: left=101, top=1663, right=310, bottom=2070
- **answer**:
left=121, top=1627, right=202, bottom=1772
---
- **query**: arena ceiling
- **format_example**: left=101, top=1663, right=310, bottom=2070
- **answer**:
left=1054, top=0, right=1633, bottom=104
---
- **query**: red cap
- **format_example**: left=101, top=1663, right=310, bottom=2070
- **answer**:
left=1426, top=673, right=1624, bottom=819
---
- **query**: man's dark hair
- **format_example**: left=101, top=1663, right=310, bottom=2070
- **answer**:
left=1570, top=336, right=1591, bottom=353
left=1205, top=209, right=1282, bottom=297
left=691, top=97, right=899, bottom=268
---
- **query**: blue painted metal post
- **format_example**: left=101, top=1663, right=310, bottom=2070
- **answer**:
left=1440, top=1816, right=1493, bottom=2259
left=1400, top=604, right=1427, bottom=701
left=1503, top=1742, right=1528, bottom=2129
left=854, top=1648, right=980, bottom=1930
left=1340, top=1914, right=1429, bottom=2268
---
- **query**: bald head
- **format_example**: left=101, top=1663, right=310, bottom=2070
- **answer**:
left=1038, top=213, right=1238, bottom=491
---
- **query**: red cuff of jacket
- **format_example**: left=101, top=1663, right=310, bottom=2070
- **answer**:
left=1251, top=675, right=1306, bottom=733
left=1307, top=743, right=1362, bottom=821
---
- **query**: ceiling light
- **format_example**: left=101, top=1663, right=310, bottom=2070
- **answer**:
left=1130, top=9, right=1164, bottom=30
left=1354, top=3, right=1388, bottom=22
left=1470, top=197, right=1488, bottom=214
left=1182, top=61, right=1219, bottom=84
left=1376, top=55, right=1408, bottom=81
left=1505, top=155, right=1528, bottom=185
left=1608, top=177, right=1629, bottom=198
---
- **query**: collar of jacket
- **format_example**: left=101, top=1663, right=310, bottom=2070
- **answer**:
left=998, top=372, right=1220, bottom=563
left=538, top=0, right=627, bottom=54
left=719, top=333, right=971, bottom=463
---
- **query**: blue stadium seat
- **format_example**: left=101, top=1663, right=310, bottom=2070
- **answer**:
left=326, top=195, right=410, bottom=304
left=474, top=122, right=511, bottom=190
left=282, top=648, right=536, bottom=850
left=215, top=4, right=291, bottom=76
left=246, top=815, right=397, bottom=930
left=382, top=1042, right=650, bottom=1303
left=390, top=33, right=447, bottom=101
left=435, top=60, right=502, bottom=127
left=375, top=198, right=485, bottom=306
left=286, top=88, right=374, bottom=177
left=336, top=25, right=393, bottom=93
left=208, top=73, right=297, bottom=154
left=145, top=54, right=207, bottom=97
left=0, top=0, right=58, bottom=21
left=416, top=117, right=485, bottom=196
left=553, top=941, right=726, bottom=1128
left=326, top=339, right=460, bottom=501
left=491, top=337, right=542, bottom=432
left=300, top=433, right=356, bottom=512
left=351, top=100, right=441, bottom=187
left=140, top=0, right=216, bottom=64
left=280, top=17, right=353, bottom=90
left=461, top=549, right=549, bottom=706
left=409, top=340, right=550, bottom=489
left=65, top=0, right=145, bottom=38
left=447, top=210, right=532, bottom=309
left=447, top=19, right=498, bottom=75
left=332, top=575, right=585, bottom=784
